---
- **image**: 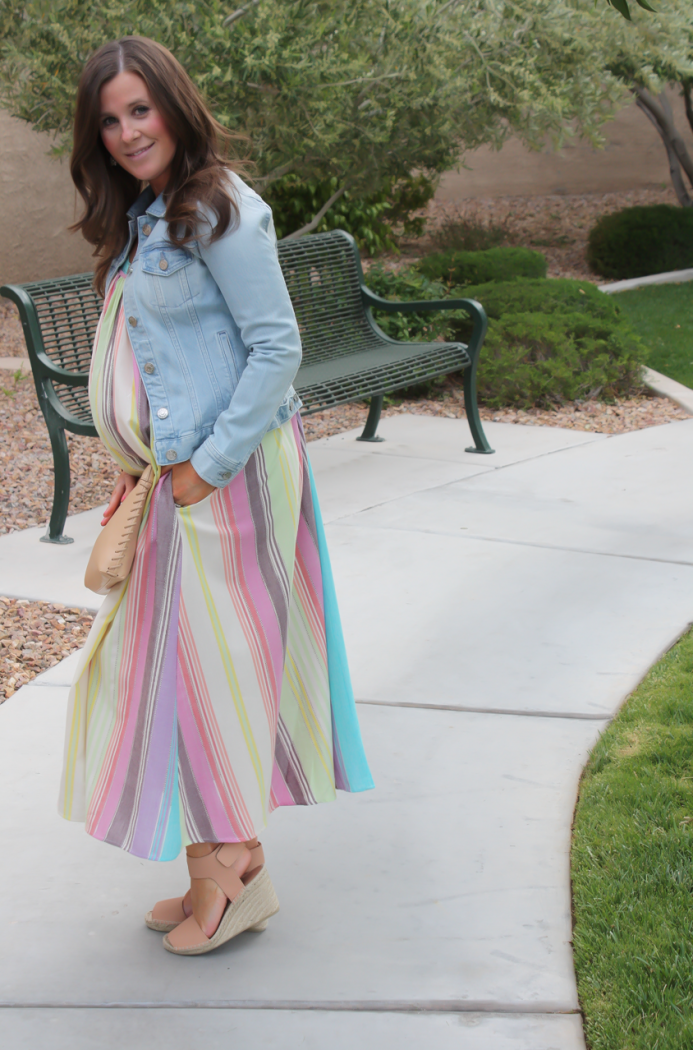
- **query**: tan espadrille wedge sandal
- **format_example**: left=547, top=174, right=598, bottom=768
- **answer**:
left=145, top=842, right=269, bottom=933
left=162, top=842, right=279, bottom=956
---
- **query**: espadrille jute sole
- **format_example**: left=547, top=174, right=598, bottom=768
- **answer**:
left=162, top=867, right=279, bottom=955
left=145, top=909, right=270, bottom=934
left=145, top=911, right=177, bottom=933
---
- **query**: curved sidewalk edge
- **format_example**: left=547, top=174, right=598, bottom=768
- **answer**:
left=642, top=367, right=693, bottom=416
left=599, top=267, right=693, bottom=294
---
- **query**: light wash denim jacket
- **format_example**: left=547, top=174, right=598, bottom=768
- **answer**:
left=105, top=172, right=302, bottom=487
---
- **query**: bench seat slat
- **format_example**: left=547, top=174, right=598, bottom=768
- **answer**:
left=298, top=342, right=470, bottom=413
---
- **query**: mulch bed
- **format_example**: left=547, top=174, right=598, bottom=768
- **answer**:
left=302, top=385, right=689, bottom=441
left=393, top=186, right=679, bottom=282
left=1, top=596, right=94, bottom=701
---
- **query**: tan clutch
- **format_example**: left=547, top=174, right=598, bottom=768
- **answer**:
left=84, top=465, right=154, bottom=595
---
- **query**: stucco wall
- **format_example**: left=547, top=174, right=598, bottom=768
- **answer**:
left=1, top=91, right=692, bottom=284
left=438, top=89, right=692, bottom=201
left=0, top=109, right=94, bottom=287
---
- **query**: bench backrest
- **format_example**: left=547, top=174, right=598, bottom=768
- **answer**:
left=10, top=272, right=101, bottom=375
left=278, top=230, right=374, bottom=362
left=7, top=229, right=370, bottom=378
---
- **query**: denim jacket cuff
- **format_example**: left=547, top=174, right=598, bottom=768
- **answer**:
left=190, top=440, right=242, bottom=488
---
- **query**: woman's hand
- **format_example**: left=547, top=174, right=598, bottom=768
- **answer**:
left=101, top=471, right=138, bottom=526
left=167, top=461, right=216, bottom=507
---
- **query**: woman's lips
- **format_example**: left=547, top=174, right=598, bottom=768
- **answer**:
left=125, top=142, right=154, bottom=160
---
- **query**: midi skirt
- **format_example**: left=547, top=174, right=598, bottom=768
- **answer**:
left=59, top=271, right=372, bottom=861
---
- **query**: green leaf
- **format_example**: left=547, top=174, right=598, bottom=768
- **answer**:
left=608, top=0, right=633, bottom=21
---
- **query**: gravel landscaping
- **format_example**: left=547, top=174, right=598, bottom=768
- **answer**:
left=401, top=186, right=679, bottom=282
left=0, top=596, right=93, bottom=701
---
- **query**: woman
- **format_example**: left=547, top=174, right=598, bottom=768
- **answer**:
left=60, top=36, right=372, bottom=957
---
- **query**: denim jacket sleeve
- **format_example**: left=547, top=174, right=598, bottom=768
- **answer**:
left=189, top=184, right=302, bottom=487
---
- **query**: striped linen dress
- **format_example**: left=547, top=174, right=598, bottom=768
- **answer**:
left=59, top=270, right=373, bottom=861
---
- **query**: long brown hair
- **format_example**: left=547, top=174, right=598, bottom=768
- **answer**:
left=71, top=36, right=245, bottom=294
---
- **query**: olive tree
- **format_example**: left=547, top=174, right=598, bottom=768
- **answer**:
left=583, top=0, right=693, bottom=207
left=0, top=0, right=626, bottom=231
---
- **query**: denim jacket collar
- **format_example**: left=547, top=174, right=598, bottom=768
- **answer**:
left=109, top=188, right=168, bottom=284
left=125, top=185, right=166, bottom=221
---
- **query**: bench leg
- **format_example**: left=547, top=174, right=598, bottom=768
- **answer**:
left=463, top=365, right=494, bottom=455
left=356, top=395, right=385, bottom=443
left=40, top=425, right=74, bottom=544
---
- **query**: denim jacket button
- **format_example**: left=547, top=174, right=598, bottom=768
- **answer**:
left=143, top=362, right=155, bottom=375
left=166, top=450, right=177, bottom=461
left=157, top=407, right=169, bottom=419
left=142, top=223, right=152, bottom=236
left=220, top=471, right=232, bottom=480
left=128, top=316, right=137, bottom=327
left=159, top=258, right=169, bottom=271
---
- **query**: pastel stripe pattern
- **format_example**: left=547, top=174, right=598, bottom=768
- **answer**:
left=59, top=273, right=373, bottom=861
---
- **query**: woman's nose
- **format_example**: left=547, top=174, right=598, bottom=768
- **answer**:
left=121, top=121, right=139, bottom=143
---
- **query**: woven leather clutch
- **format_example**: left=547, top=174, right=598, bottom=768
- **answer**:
left=84, top=466, right=154, bottom=595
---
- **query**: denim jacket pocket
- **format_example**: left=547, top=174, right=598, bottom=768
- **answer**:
left=140, top=247, right=198, bottom=308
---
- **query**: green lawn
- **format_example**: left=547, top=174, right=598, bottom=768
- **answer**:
left=614, top=282, right=693, bottom=389
left=572, top=627, right=693, bottom=1049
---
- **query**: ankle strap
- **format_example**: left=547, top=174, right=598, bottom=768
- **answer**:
left=187, top=843, right=250, bottom=902
left=246, top=842, right=264, bottom=871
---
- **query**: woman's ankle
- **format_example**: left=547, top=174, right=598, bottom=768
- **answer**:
left=186, top=841, right=217, bottom=859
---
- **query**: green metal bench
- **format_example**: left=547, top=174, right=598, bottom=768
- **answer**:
left=0, top=228, right=492, bottom=544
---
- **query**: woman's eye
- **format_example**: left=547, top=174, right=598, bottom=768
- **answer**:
left=102, top=116, right=117, bottom=128
left=134, top=106, right=150, bottom=117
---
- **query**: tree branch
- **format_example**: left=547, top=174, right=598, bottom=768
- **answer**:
left=253, top=161, right=295, bottom=190
left=635, top=95, right=692, bottom=206
left=329, top=72, right=404, bottom=88
left=282, top=186, right=347, bottom=240
left=223, top=0, right=260, bottom=28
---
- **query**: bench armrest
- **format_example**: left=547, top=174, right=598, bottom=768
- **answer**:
left=360, top=285, right=488, bottom=360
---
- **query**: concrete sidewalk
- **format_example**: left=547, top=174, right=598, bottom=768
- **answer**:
left=1, top=414, right=692, bottom=1049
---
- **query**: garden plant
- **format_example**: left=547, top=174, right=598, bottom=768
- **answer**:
left=366, top=265, right=648, bottom=409
left=588, top=205, right=693, bottom=279
left=417, top=246, right=547, bottom=286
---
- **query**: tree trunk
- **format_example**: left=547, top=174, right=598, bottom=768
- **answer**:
left=633, top=85, right=693, bottom=207
left=635, top=95, right=692, bottom=207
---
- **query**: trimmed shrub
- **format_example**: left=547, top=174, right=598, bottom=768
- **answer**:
left=472, top=312, right=647, bottom=409
left=587, top=205, right=693, bottom=280
left=462, top=277, right=622, bottom=324
left=416, top=246, right=546, bottom=286
left=363, top=269, right=647, bottom=407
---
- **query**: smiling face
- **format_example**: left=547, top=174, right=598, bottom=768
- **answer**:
left=100, top=71, right=177, bottom=196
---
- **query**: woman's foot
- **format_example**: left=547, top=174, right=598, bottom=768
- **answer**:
left=186, top=841, right=227, bottom=937
left=144, top=837, right=266, bottom=933
left=162, top=841, right=280, bottom=956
